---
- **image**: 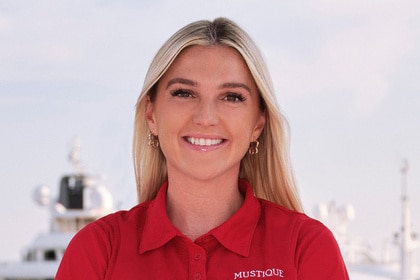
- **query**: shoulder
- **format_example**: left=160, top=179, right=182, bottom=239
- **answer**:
left=85, top=201, right=152, bottom=236
left=258, top=199, right=343, bottom=260
left=96, top=202, right=151, bottom=227
left=66, top=201, right=152, bottom=251
left=258, top=198, right=326, bottom=233
left=258, top=200, right=349, bottom=279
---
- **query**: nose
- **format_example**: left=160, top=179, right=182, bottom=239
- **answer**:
left=192, top=99, right=219, bottom=126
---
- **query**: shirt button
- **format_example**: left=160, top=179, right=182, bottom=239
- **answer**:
left=194, top=273, right=202, bottom=280
left=194, top=253, right=202, bottom=260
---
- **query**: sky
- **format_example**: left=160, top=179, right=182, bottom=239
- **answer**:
left=1, top=0, right=419, bottom=270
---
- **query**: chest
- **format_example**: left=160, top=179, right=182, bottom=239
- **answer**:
left=105, top=235, right=298, bottom=280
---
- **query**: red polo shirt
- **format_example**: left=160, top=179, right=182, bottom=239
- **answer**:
left=56, top=179, right=349, bottom=279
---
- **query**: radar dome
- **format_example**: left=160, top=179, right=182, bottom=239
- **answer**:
left=33, top=185, right=51, bottom=206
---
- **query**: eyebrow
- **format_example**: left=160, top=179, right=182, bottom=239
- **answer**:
left=166, top=78, right=197, bottom=89
left=218, top=82, right=251, bottom=93
left=166, top=78, right=251, bottom=93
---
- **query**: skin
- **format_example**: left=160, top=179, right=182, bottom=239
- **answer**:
left=146, top=45, right=266, bottom=239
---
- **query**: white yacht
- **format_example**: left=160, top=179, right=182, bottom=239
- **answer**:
left=317, top=160, right=419, bottom=280
left=0, top=140, right=114, bottom=280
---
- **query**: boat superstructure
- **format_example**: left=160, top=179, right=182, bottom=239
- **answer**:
left=316, top=160, right=419, bottom=279
left=0, top=139, right=114, bottom=280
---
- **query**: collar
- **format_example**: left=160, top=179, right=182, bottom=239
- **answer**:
left=139, top=179, right=261, bottom=257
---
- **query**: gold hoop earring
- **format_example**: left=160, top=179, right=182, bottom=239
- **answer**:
left=248, top=140, right=259, bottom=155
left=148, top=133, right=159, bottom=148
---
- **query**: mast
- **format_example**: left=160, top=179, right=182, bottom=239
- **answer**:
left=399, top=159, right=416, bottom=280
left=68, top=137, right=82, bottom=175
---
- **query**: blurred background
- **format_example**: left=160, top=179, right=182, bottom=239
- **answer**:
left=1, top=0, right=419, bottom=272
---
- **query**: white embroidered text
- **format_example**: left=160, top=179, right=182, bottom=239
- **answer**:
left=234, top=268, right=284, bottom=279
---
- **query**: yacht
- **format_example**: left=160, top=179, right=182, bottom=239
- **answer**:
left=0, top=139, right=114, bottom=280
left=316, top=160, right=419, bottom=279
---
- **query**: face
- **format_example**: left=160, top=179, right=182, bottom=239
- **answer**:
left=146, top=45, right=266, bottom=183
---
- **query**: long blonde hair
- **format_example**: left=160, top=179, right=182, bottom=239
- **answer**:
left=133, top=17, right=303, bottom=212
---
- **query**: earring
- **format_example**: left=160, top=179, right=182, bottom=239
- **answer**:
left=148, top=133, right=159, bottom=148
left=248, top=140, right=259, bottom=155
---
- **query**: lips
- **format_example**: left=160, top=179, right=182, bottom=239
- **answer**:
left=185, top=137, right=223, bottom=146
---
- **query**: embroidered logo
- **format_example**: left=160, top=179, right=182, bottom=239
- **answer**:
left=233, top=268, right=284, bottom=279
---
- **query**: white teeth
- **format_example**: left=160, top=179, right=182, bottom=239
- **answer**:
left=187, top=137, right=223, bottom=146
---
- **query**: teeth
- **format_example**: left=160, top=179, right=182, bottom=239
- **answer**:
left=186, top=137, right=223, bottom=146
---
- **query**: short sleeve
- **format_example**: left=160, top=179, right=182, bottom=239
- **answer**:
left=295, top=219, right=349, bottom=279
left=55, top=220, right=113, bottom=280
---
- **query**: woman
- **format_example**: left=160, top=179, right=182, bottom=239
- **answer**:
left=56, top=17, right=349, bottom=279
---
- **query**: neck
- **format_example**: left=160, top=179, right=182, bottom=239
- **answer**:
left=166, top=176, right=244, bottom=240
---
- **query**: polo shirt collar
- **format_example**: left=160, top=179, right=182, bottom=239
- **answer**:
left=139, top=179, right=261, bottom=257
left=209, top=179, right=261, bottom=257
left=139, top=181, right=179, bottom=254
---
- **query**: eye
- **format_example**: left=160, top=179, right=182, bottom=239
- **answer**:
left=170, top=89, right=194, bottom=98
left=223, top=93, right=246, bottom=103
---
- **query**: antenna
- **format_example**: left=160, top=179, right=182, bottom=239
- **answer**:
left=68, top=137, right=82, bottom=174
left=399, top=158, right=417, bottom=280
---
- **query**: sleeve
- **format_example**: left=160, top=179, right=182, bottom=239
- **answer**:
left=55, top=219, right=113, bottom=280
left=294, top=218, right=349, bottom=280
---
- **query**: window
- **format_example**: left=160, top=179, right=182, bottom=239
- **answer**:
left=44, top=249, right=56, bottom=261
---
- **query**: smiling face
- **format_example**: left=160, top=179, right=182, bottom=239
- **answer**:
left=146, top=45, right=266, bottom=184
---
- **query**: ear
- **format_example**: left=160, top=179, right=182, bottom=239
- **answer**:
left=251, top=110, right=266, bottom=141
left=145, top=97, right=158, bottom=134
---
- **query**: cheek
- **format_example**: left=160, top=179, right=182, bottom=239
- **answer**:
left=223, top=109, right=261, bottom=138
left=154, top=106, right=175, bottom=131
left=154, top=106, right=187, bottom=142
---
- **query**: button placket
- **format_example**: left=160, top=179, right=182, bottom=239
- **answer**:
left=189, top=247, right=207, bottom=280
left=194, top=252, right=202, bottom=260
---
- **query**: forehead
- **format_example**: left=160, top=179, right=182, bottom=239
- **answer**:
left=161, top=45, right=254, bottom=82
left=175, top=44, right=245, bottom=62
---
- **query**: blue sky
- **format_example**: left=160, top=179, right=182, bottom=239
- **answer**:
left=1, top=0, right=419, bottom=264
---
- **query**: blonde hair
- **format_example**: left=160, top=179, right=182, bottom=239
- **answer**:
left=133, top=17, right=303, bottom=212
